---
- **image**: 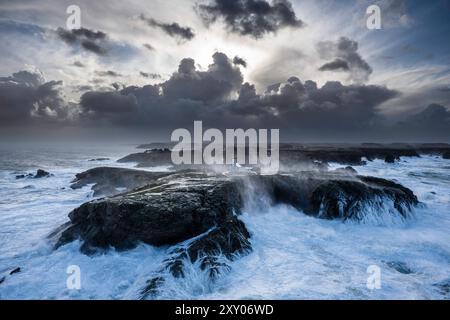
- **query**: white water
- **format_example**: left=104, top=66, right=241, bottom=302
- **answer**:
left=0, top=145, right=449, bottom=299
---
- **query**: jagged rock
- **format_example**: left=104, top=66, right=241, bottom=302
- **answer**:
left=141, top=219, right=251, bottom=298
left=333, top=166, right=357, bottom=175
left=16, top=173, right=33, bottom=179
left=16, top=170, right=52, bottom=179
left=386, top=261, right=413, bottom=274
left=52, top=168, right=419, bottom=297
left=117, top=149, right=173, bottom=167
left=70, top=167, right=174, bottom=196
left=385, top=154, right=396, bottom=163
left=307, top=176, right=418, bottom=220
left=34, top=169, right=51, bottom=178
left=54, top=172, right=243, bottom=254
left=433, top=279, right=450, bottom=297
left=9, top=267, right=21, bottom=275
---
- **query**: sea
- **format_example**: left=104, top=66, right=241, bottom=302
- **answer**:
left=0, top=142, right=449, bottom=299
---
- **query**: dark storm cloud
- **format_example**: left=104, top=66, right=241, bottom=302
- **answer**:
left=319, top=58, right=349, bottom=71
left=0, top=71, right=69, bottom=125
left=317, top=37, right=372, bottom=83
left=139, top=15, right=195, bottom=41
left=77, top=52, right=400, bottom=137
left=197, top=0, right=304, bottom=38
left=233, top=56, right=247, bottom=68
left=397, top=104, right=450, bottom=133
left=3, top=52, right=448, bottom=140
left=160, top=52, right=243, bottom=103
left=56, top=27, right=109, bottom=55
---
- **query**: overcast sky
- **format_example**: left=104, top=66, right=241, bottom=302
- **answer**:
left=0, top=0, right=449, bottom=142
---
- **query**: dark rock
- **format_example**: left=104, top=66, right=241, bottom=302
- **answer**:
left=70, top=167, right=174, bottom=196
left=34, top=169, right=51, bottom=178
left=141, top=218, right=251, bottom=298
left=54, top=170, right=419, bottom=254
left=386, top=261, right=413, bottom=274
left=443, top=152, right=450, bottom=159
left=384, top=154, right=396, bottom=163
left=10, top=267, right=21, bottom=275
left=307, top=176, right=418, bottom=220
left=54, top=172, right=243, bottom=254
left=0, top=276, right=5, bottom=284
left=433, top=279, right=450, bottom=297
left=16, top=173, right=33, bottom=179
left=333, top=166, right=357, bottom=175
left=117, top=149, right=173, bottom=167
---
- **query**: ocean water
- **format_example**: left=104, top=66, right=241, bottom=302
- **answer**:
left=0, top=144, right=449, bottom=299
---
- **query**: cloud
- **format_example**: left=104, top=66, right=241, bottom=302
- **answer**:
left=318, top=58, right=349, bottom=71
left=160, top=52, right=243, bottom=103
left=95, top=70, right=122, bottom=77
left=373, top=0, right=413, bottom=28
left=140, top=72, right=161, bottom=79
left=56, top=27, right=109, bottom=55
left=197, top=0, right=304, bottom=38
left=3, top=52, right=447, bottom=141
left=143, top=43, right=155, bottom=51
left=233, top=56, right=247, bottom=68
left=0, top=70, right=70, bottom=125
left=397, top=103, right=450, bottom=132
left=73, top=61, right=85, bottom=68
left=76, top=52, right=400, bottom=139
left=139, top=15, right=195, bottom=41
left=317, top=37, right=372, bottom=83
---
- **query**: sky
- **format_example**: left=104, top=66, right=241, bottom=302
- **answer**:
left=0, top=0, right=449, bottom=142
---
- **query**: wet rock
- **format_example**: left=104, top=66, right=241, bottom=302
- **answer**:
left=117, top=149, right=173, bottom=167
left=386, top=261, right=413, bottom=274
left=16, top=170, right=52, bottom=179
left=443, top=152, right=450, bottom=160
left=70, top=167, right=174, bottom=196
left=433, top=279, right=450, bottom=297
left=16, top=173, right=33, bottom=179
left=0, top=276, right=5, bottom=284
left=141, top=218, right=251, bottom=298
left=333, top=166, right=358, bottom=175
left=384, top=154, right=396, bottom=163
left=34, top=169, right=52, bottom=178
left=9, top=267, right=21, bottom=275
left=55, top=172, right=243, bottom=254
left=307, top=176, right=418, bottom=220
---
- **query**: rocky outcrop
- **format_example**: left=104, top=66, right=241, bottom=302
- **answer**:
left=307, top=176, right=418, bottom=220
left=55, top=172, right=244, bottom=254
left=16, top=169, right=52, bottom=179
left=141, top=219, right=251, bottom=298
left=117, top=149, right=173, bottom=167
left=70, top=167, right=174, bottom=196
left=52, top=168, right=419, bottom=298
left=55, top=170, right=418, bottom=254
